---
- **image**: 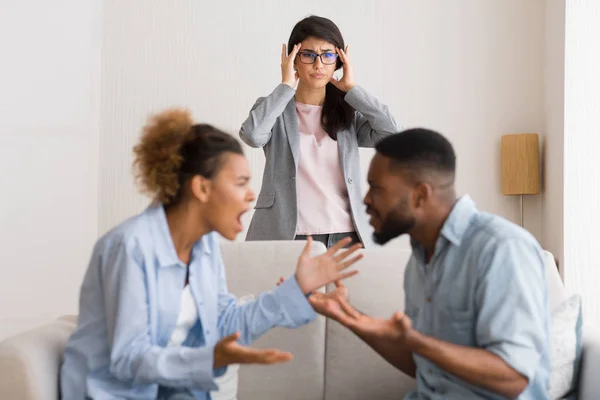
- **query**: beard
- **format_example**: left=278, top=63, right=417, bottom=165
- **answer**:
left=371, top=208, right=416, bottom=245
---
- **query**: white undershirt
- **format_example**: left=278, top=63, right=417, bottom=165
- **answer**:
left=167, top=284, right=239, bottom=399
left=167, top=285, right=198, bottom=346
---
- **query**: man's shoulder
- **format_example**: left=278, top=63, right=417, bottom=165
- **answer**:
left=466, top=211, right=541, bottom=252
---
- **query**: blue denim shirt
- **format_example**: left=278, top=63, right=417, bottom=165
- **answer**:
left=404, top=196, right=551, bottom=399
left=60, top=204, right=316, bottom=399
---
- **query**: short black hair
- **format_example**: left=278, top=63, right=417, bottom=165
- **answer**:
left=375, top=128, right=456, bottom=180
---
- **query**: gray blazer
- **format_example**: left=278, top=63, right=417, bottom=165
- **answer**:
left=239, top=84, right=401, bottom=248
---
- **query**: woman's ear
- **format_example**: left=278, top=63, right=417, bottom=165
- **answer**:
left=190, top=175, right=211, bottom=203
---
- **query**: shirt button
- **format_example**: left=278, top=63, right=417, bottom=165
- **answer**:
left=347, top=178, right=353, bottom=184
left=426, top=297, right=431, bottom=303
left=206, top=330, right=210, bottom=335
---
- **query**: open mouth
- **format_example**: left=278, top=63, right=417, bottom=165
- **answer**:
left=236, top=209, right=250, bottom=231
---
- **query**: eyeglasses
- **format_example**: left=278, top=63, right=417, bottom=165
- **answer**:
left=297, top=51, right=339, bottom=65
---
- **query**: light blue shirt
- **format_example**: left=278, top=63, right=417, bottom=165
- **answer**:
left=60, top=204, right=316, bottom=399
left=404, top=196, right=550, bottom=400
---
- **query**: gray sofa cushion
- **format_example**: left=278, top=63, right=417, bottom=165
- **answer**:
left=220, top=240, right=328, bottom=400
left=324, top=247, right=416, bottom=400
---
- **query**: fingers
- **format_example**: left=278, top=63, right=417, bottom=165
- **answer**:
left=242, top=347, right=293, bottom=365
left=392, top=311, right=405, bottom=321
left=301, top=236, right=313, bottom=257
left=307, top=293, right=326, bottom=310
left=329, top=75, right=342, bottom=89
left=289, top=43, right=302, bottom=60
left=335, top=269, right=359, bottom=283
left=336, top=46, right=349, bottom=63
left=281, top=43, right=286, bottom=62
left=337, top=293, right=361, bottom=319
left=326, top=236, right=352, bottom=256
left=392, top=311, right=411, bottom=331
left=219, top=331, right=241, bottom=344
left=333, top=242, right=363, bottom=263
left=338, top=253, right=364, bottom=271
left=261, top=349, right=293, bottom=364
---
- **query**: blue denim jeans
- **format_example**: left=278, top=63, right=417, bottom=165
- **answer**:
left=294, top=231, right=361, bottom=249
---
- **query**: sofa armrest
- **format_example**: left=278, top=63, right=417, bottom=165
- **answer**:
left=0, top=317, right=76, bottom=400
left=577, top=326, right=600, bottom=400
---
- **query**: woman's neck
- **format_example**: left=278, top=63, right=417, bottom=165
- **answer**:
left=165, top=201, right=210, bottom=264
left=294, top=83, right=326, bottom=105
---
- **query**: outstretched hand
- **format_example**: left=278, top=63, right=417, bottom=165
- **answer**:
left=295, top=236, right=363, bottom=294
left=213, top=332, right=292, bottom=369
left=308, top=280, right=359, bottom=323
left=309, top=283, right=414, bottom=345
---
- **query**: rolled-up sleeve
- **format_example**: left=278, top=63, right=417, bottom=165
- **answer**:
left=475, top=239, right=550, bottom=381
left=215, top=244, right=316, bottom=344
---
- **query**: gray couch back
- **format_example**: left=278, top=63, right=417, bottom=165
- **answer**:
left=221, top=240, right=416, bottom=400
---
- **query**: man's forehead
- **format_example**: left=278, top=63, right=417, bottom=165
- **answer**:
left=370, top=154, right=397, bottom=176
left=369, top=154, right=412, bottom=185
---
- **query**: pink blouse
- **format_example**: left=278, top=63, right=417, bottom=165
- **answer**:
left=295, top=102, right=354, bottom=235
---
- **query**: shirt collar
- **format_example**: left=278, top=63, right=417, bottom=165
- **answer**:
left=146, top=203, right=211, bottom=268
left=439, top=195, right=478, bottom=246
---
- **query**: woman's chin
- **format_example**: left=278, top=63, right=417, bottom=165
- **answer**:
left=217, top=223, right=244, bottom=241
left=300, top=79, right=329, bottom=90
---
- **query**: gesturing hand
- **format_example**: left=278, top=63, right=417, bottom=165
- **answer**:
left=308, top=280, right=358, bottom=322
left=295, top=236, right=363, bottom=295
left=281, top=43, right=301, bottom=88
left=309, top=284, right=414, bottom=346
left=213, top=332, right=292, bottom=369
left=329, top=45, right=356, bottom=92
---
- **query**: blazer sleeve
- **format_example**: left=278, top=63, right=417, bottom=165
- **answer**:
left=239, top=84, right=296, bottom=148
left=344, top=85, right=402, bottom=147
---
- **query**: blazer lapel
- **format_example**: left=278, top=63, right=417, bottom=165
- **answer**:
left=282, top=99, right=300, bottom=169
left=336, top=129, right=349, bottom=178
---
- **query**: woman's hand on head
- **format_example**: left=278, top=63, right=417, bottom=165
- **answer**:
left=281, top=43, right=301, bottom=88
left=294, top=236, right=363, bottom=294
left=329, top=45, right=356, bottom=92
left=213, top=332, right=292, bottom=369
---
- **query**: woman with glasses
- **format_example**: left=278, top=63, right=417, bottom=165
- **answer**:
left=240, top=15, right=401, bottom=249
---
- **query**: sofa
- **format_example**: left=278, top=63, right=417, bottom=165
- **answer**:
left=0, top=240, right=598, bottom=399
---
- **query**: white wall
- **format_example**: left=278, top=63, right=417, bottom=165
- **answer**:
left=0, top=0, right=549, bottom=340
left=0, top=0, right=101, bottom=339
left=99, top=0, right=545, bottom=245
left=563, top=0, right=600, bottom=326
left=542, top=0, right=565, bottom=275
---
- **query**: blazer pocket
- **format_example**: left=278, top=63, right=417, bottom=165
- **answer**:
left=254, top=193, right=275, bottom=209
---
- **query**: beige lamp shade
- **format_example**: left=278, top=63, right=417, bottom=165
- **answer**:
left=501, top=133, right=541, bottom=195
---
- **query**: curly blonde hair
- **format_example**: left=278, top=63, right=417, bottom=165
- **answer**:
left=133, top=108, right=242, bottom=205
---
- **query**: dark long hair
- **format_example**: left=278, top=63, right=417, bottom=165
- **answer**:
left=287, top=16, right=354, bottom=140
